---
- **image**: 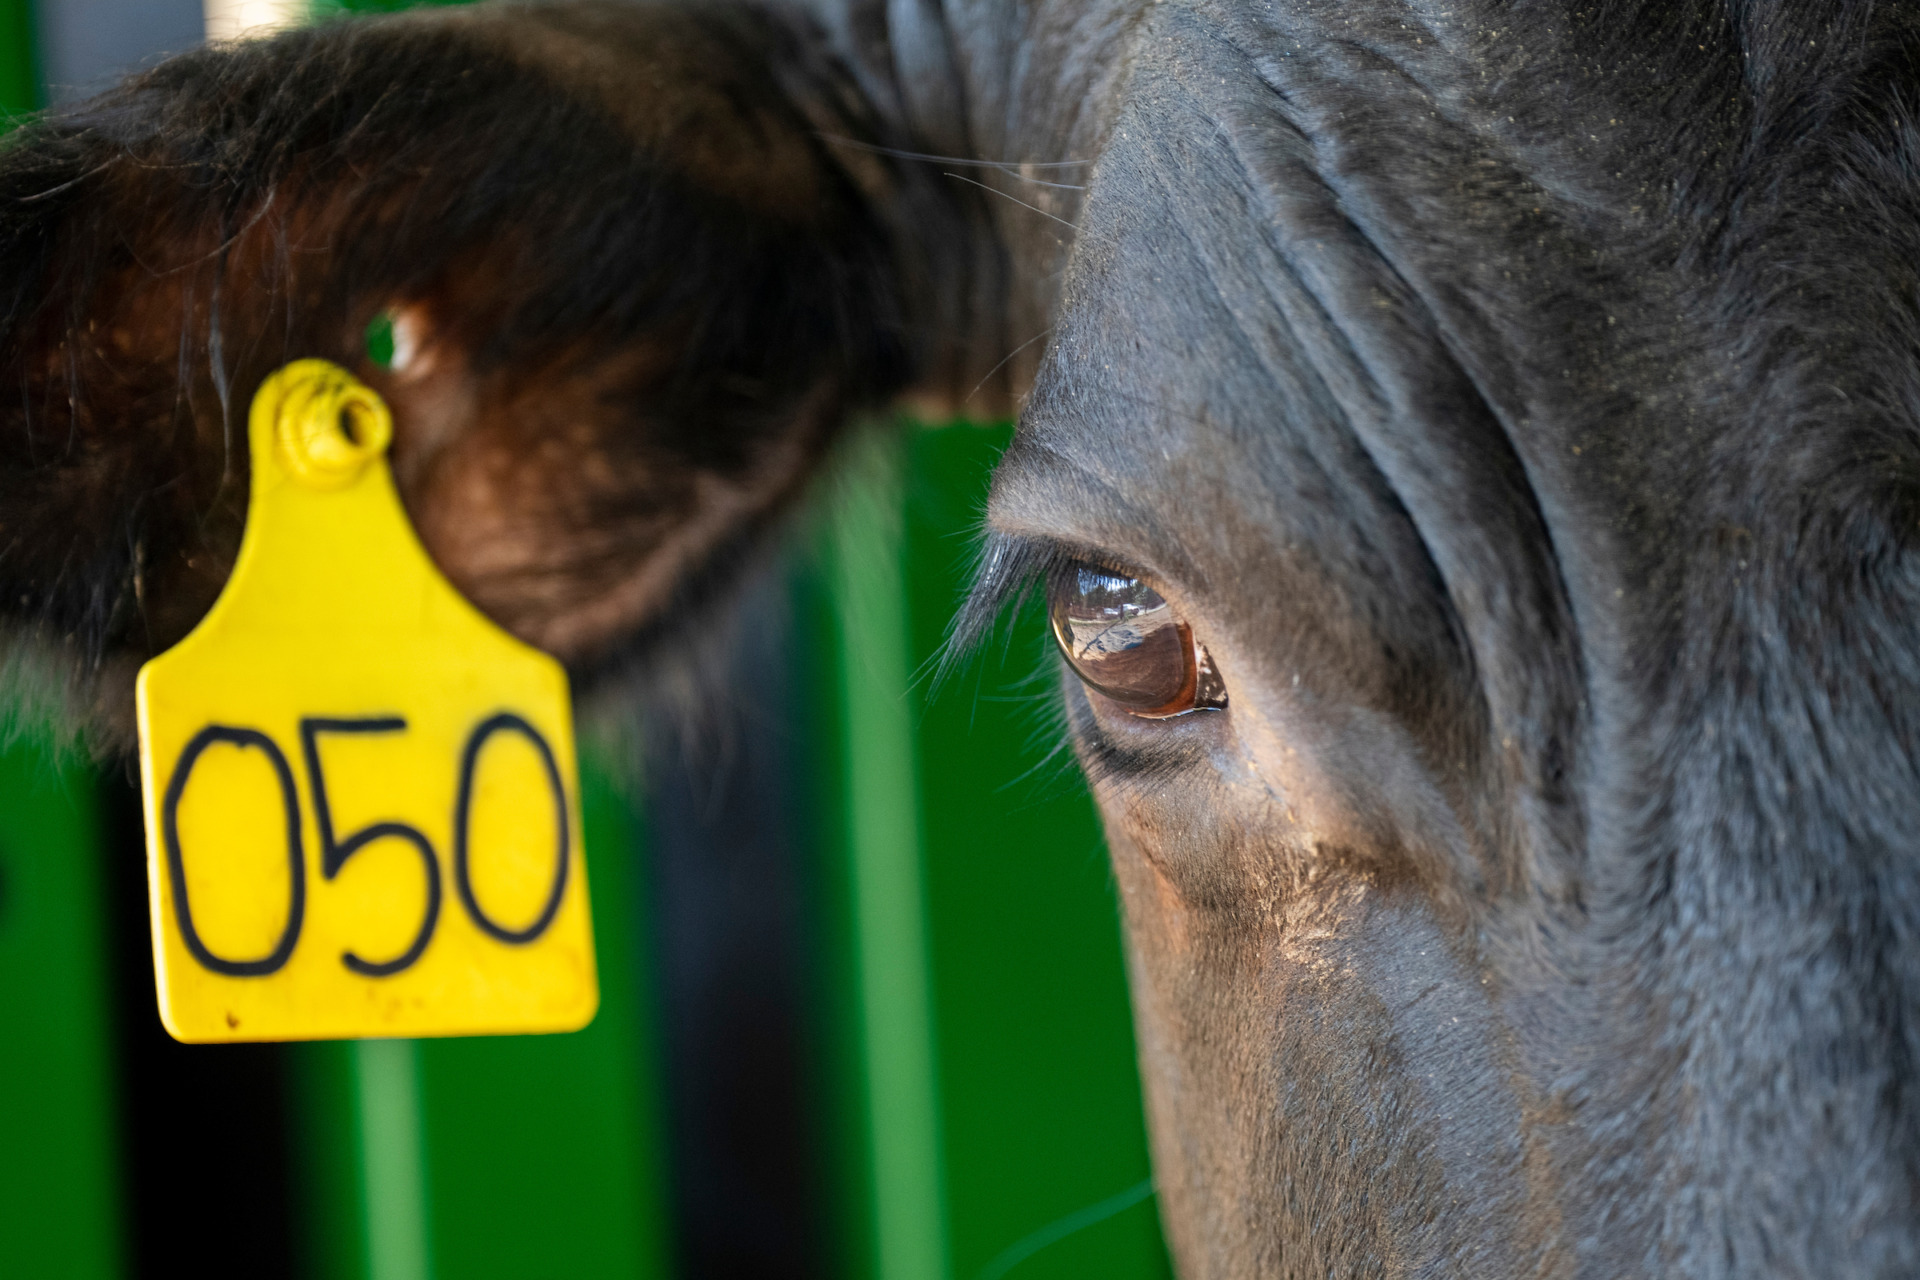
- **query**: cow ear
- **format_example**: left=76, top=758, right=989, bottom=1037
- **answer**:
left=0, top=5, right=994, bottom=734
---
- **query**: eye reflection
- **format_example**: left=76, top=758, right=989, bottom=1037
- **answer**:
left=1048, top=564, right=1226, bottom=718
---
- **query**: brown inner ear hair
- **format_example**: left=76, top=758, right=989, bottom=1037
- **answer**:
left=0, top=4, right=971, bottom=739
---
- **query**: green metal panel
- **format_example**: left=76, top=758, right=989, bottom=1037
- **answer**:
left=794, top=546, right=878, bottom=1280
left=292, top=1039, right=371, bottom=1280
left=826, top=434, right=952, bottom=1280
left=415, top=754, right=672, bottom=1280
left=291, top=753, right=671, bottom=1280
left=0, top=0, right=31, bottom=118
left=362, top=1039, right=433, bottom=1280
left=815, top=422, right=1172, bottom=1280
left=0, top=722, right=126, bottom=1280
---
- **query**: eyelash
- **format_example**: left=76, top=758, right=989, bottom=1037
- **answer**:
left=947, top=538, right=1113, bottom=662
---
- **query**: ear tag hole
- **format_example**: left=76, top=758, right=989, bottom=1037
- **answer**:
left=276, top=376, right=392, bottom=489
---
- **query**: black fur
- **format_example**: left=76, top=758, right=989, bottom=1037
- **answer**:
left=6, top=0, right=1920, bottom=1274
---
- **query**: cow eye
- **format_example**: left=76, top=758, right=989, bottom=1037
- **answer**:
left=1048, top=564, right=1227, bottom=718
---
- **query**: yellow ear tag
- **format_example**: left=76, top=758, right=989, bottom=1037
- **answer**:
left=135, top=360, right=597, bottom=1043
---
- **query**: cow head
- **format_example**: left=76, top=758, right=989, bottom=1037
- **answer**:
left=971, top=1, right=1920, bottom=1271
left=2, top=0, right=1915, bottom=1273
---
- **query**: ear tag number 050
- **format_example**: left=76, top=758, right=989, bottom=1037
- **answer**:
left=135, top=360, right=597, bottom=1043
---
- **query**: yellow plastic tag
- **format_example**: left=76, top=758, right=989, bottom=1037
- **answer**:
left=135, top=360, right=597, bottom=1043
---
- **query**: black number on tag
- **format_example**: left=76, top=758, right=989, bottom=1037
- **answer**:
left=161, top=726, right=306, bottom=977
left=162, top=710, right=572, bottom=976
left=452, top=713, right=570, bottom=945
left=299, top=717, right=443, bottom=977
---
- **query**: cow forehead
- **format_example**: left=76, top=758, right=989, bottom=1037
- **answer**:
left=1008, top=0, right=1645, bottom=572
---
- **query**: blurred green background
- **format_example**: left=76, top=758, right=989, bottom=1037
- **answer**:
left=0, top=4, right=1170, bottom=1276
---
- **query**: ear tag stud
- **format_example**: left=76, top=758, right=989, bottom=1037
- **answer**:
left=135, top=360, right=597, bottom=1043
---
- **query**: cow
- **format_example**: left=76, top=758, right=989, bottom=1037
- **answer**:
left=1, top=0, right=1915, bottom=1273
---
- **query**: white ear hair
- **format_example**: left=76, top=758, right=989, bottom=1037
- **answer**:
left=389, top=307, right=427, bottom=376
